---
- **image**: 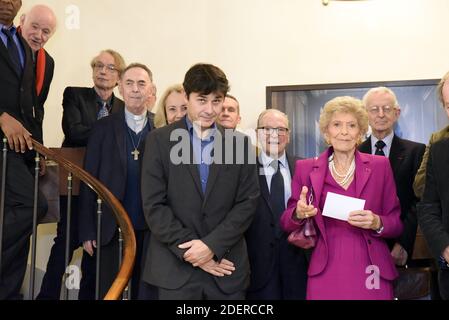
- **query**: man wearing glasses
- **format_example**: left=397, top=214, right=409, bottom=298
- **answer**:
left=61, top=49, right=126, bottom=147
left=359, top=87, right=425, bottom=268
left=246, top=109, right=308, bottom=300
left=37, top=50, right=126, bottom=299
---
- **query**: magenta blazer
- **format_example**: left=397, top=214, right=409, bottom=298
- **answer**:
left=280, top=148, right=403, bottom=281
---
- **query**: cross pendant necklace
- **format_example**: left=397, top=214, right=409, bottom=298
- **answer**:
left=131, top=149, right=140, bottom=160
left=127, top=127, right=143, bottom=161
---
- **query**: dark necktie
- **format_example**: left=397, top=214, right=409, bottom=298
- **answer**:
left=375, top=140, right=386, bottom=156
left=269, top=160, right=285, bottom=219
left=97, top=102, right=109, bottom=119
left=1, top=28, right=22, bottom=76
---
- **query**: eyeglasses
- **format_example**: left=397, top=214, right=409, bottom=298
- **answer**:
left=367, top=105, right=397, bottom=115
left=93, top=62, right=117, bottom=73
left=258, top=127, right=289, bottom=136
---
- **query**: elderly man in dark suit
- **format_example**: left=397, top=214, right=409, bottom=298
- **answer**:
left=141, top=63, right=259, bottom=300
left=0, top=0, right=48, bottom=299
left=37, top=49, right=125, bottom=299
left=79, top=63, right=156, bottom=299
left=246, top=109, right=308, bottom=300
left=19, top=4, right=56, bottom=113
left=359, top=87, right=425, bottom=266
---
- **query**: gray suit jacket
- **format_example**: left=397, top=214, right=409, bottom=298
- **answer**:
left=141, top=118, right=260, bottom=293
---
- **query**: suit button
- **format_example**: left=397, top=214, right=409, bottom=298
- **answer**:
left=270, top=242, right=275, bottom=247
left=367, top=239, right=372, bottom=245
left=270, top=222, right=275, bottom=227
left=20, top=87, right=24, bottom=92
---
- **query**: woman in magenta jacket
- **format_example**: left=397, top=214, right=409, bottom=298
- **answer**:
left=281, top=96, right=403, bottom=300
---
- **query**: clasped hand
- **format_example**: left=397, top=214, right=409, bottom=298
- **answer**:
left=178, top=239, right=235, bottom=276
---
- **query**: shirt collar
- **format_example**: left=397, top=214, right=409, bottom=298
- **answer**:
left=371, top=130, right=394, bottom=151
left=125, top=108, right=148, bottom=133
left=1, top=23, right=17, bottom=34
left=93, top=88, right=113, bottom=108
left=259, top=150, right=288, bottom=169
left=185, top=116, right=217, bottom=141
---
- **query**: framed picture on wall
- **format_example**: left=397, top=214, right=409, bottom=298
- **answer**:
left=266, top=79, right=444, bottom=158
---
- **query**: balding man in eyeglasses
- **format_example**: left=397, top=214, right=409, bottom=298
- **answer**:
left=245, top=109, right=308, bottom=300
left=359, top=87, right=425, bottom=268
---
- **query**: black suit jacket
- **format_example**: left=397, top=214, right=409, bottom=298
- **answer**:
left=37, top=49, right=54, bottom=109
left=0, top=32, right=42, bottom=144
left=141, top=118, right=260, bottom=293
left=245, top=153, right=308, bottom=298
left=61, top=87, right=124, bottom=147
left=418, top=138, right=449, bottom=260
left=359, top=135, right=425, bottom=255
left=78, top=109, right=154, bottom=245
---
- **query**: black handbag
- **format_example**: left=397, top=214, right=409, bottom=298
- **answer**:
left=393, top=266, right=431, bottom=300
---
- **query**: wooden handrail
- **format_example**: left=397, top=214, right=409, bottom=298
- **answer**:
left=32, top=139, right=136, bottom=300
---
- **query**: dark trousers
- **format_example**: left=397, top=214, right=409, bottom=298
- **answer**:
left=37, top=196, right=96, bottom=299
left=439, top=269, right=449, bottom=300
left=88, top=229, right=156, bottom=300
left=246, top=239, right=307, bottom=300
left=0, top=152, right=48, bottom=300
left=158, top=267, right=245, bottom=300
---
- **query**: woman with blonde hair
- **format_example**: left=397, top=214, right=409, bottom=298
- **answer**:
left=281, top=96, right=403, bottom=300
left=154, top=84, right=187, bottom=128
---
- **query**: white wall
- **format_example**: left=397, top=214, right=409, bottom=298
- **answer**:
left=16, top=0, right=449, bottom=298
left=18, top=0, right=449, bottom=147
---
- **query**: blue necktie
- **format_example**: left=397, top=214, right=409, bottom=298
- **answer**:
left=2, top=28, right=22, bottom=76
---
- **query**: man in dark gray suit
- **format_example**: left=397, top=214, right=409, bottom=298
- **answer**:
left=141, top=63, right=259, bottom=299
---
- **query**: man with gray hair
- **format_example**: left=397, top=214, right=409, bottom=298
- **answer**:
left=359, top=87, right=425, bottom=267
left=38, top=49, right=126, bottom=300
left=246, top=109, right=308, bottom=299
left=19, top=4, right=57, bottom=111
left=78, top=63, right=157, bottom=299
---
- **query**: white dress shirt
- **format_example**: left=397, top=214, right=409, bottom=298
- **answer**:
left=259, top=151, right=292, bottom=207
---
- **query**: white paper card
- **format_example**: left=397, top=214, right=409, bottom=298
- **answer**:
left=322, top=192, right=365, bottom=221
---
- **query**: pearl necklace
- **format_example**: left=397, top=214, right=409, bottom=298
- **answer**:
left=328, top=154, right=355, bottom=186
